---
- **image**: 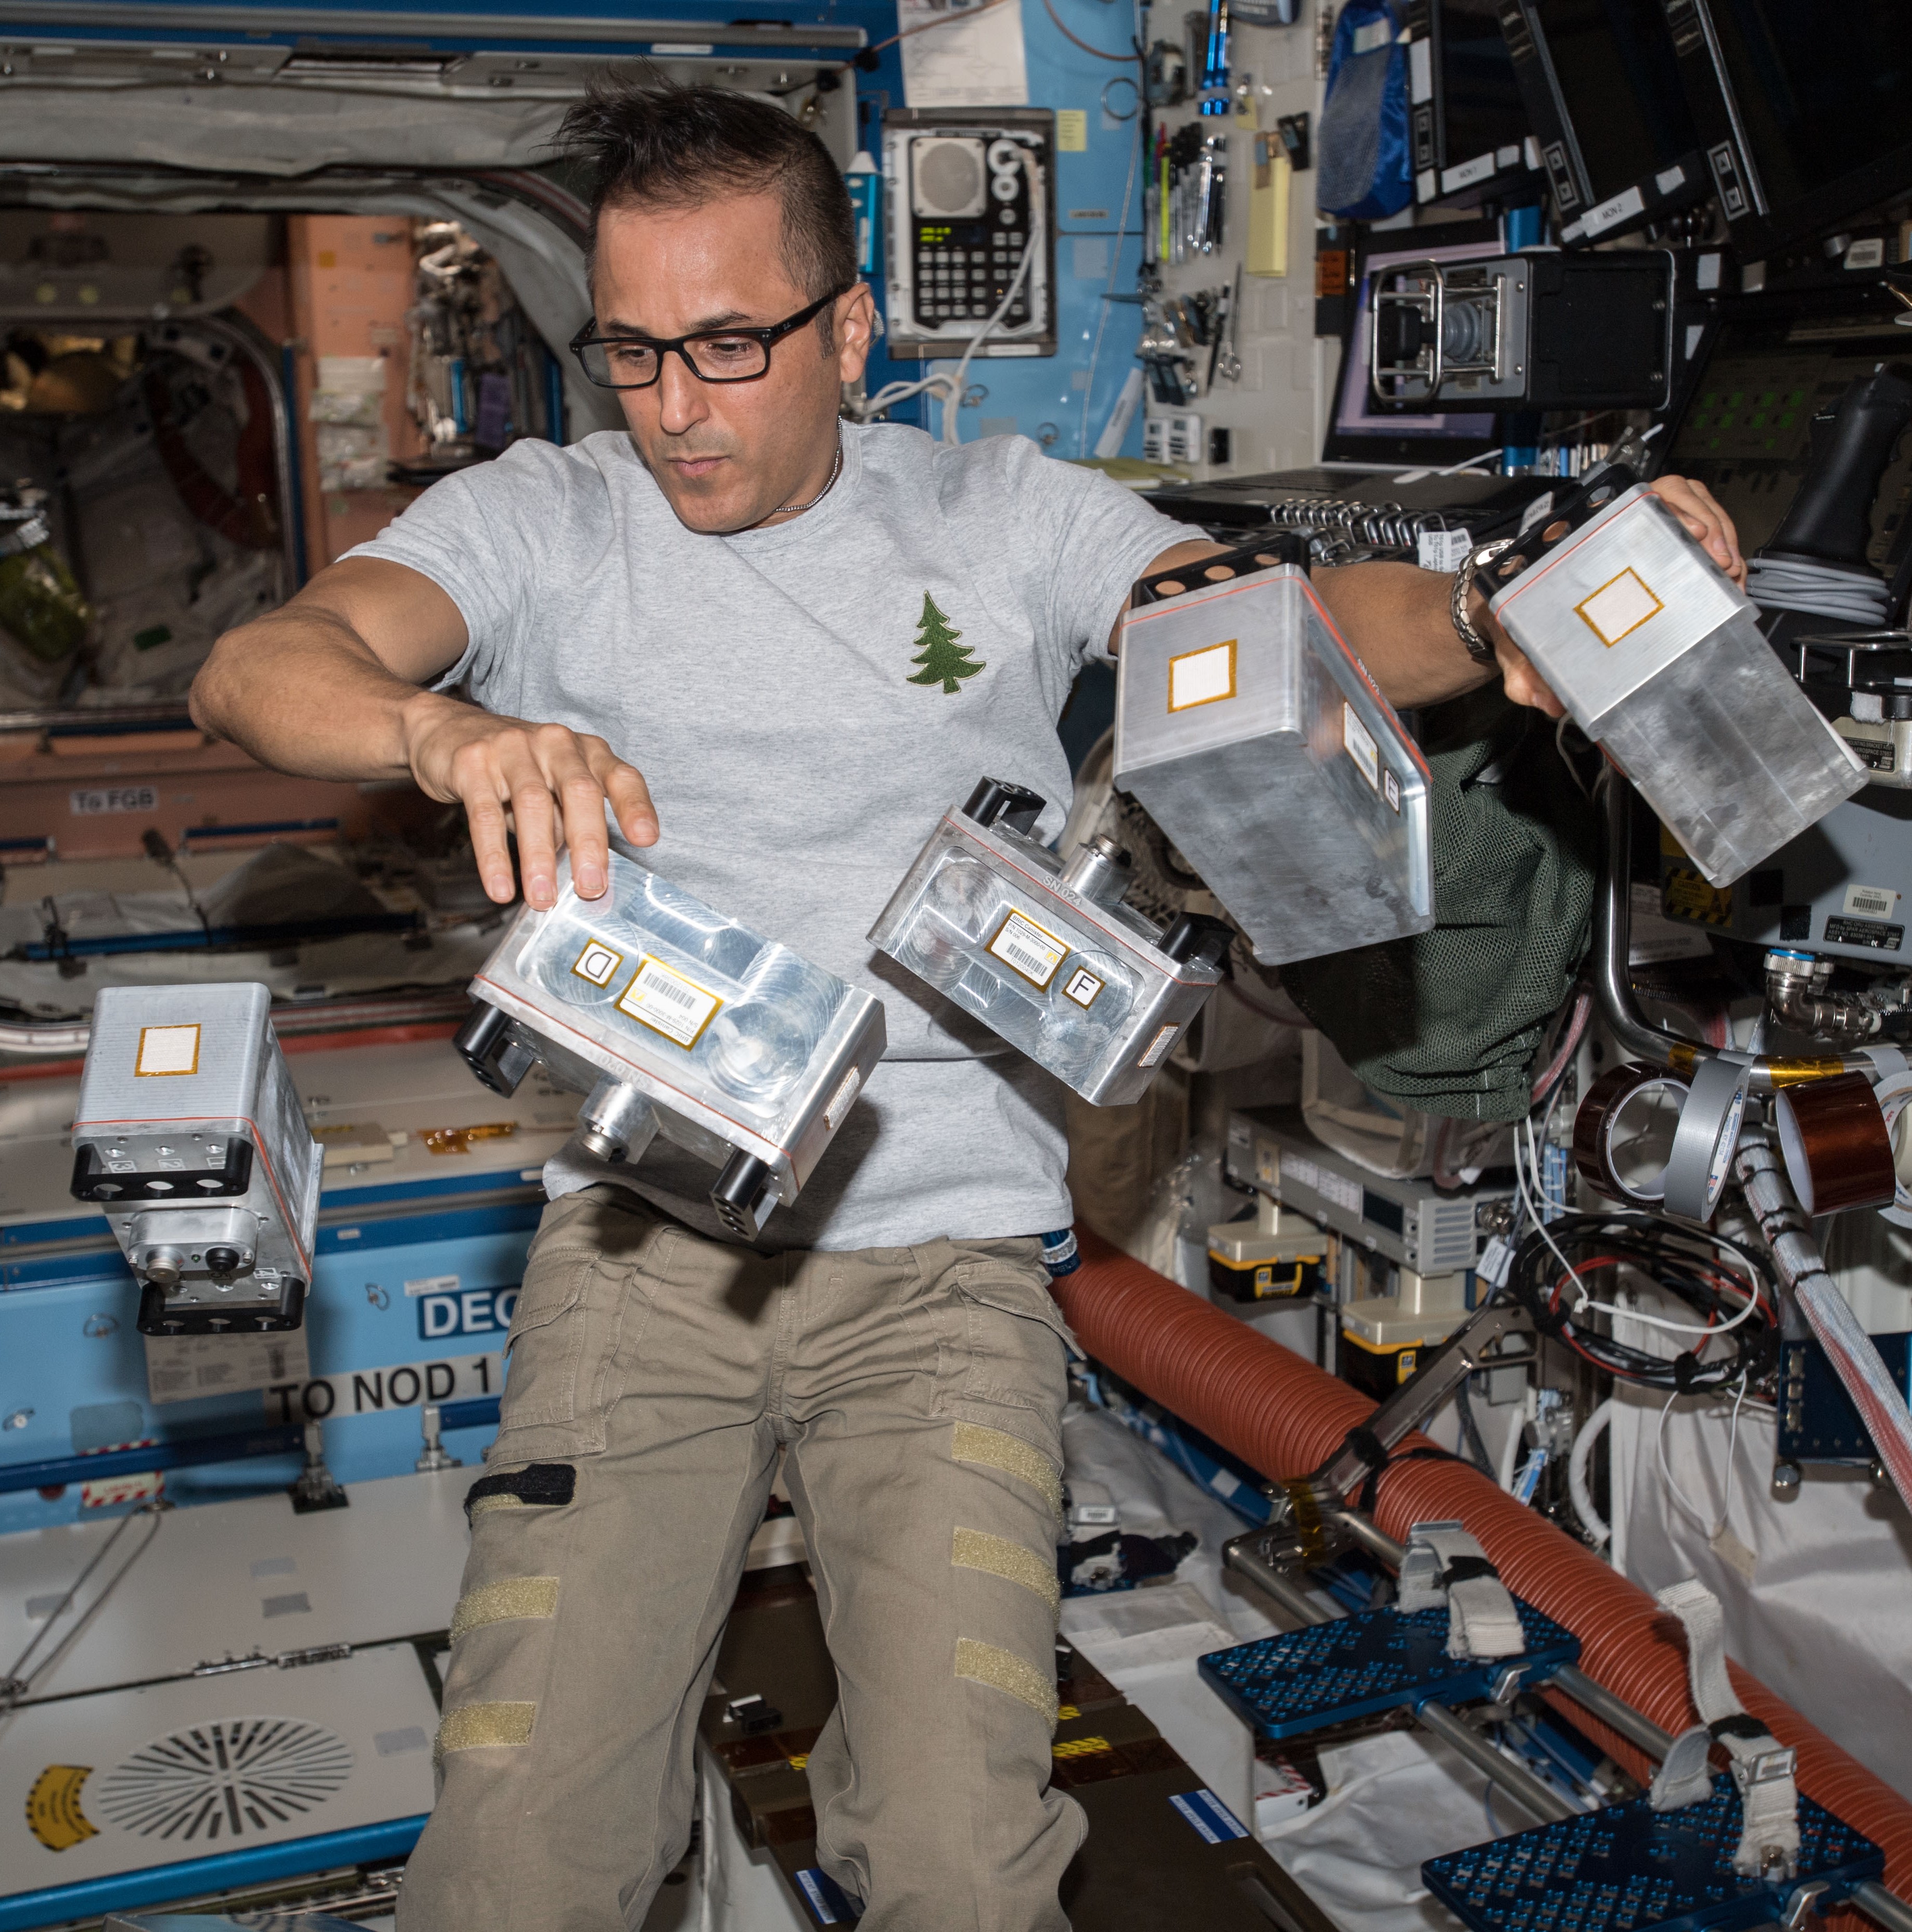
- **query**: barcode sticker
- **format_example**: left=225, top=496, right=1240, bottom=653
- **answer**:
left=1138, top=1023, right=1180, bottom=1067
left=1844, top=883, right=1900, bottom=920
left=1416, top=527, right=1472, bottom=572
left=987, top=910, right=1068, bottom=989
left=616, top=955, right=723, bottom=1047
left=1342, top=702, right=1381, bottom=792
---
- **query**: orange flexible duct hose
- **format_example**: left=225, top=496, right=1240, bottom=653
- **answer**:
left=1054, top=1229, right=1912, bottom=1915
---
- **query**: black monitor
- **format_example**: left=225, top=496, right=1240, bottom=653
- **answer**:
left=1319, top=231, right=1502, bottom=467
left=1501, top=0, right=1705, bottom=244
left=1667, top=0, right=1912, bottom=258
left=1404, top=0, right=1536, bottom=210
left=1657, top=284, right=1912, bottom=562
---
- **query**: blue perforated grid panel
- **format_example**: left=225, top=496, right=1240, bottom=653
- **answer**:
left=1197, top=1599, right=1580, bottom=1739
left=1423, top=1780, right=1884, bottom=1932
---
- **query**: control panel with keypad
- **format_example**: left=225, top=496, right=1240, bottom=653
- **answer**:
left=881, top=107, right=1056, bottom=361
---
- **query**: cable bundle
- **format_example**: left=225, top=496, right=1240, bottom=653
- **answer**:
left=1505, top=1210, right=1779, bottom=1392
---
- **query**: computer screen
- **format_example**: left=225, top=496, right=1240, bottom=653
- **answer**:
left=1661, top=302, right=1912, bottom=562
left=1535, top=0, right=1695, bottom=204
left=1320, top=236, right=1500, bottom=466
left=1438, top=0, right=1531, bottom=169
left=1680, top=0, right=1912, bottom=251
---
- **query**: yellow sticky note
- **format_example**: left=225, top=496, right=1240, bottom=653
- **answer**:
left=1057, top=109, right=1088, bottom=152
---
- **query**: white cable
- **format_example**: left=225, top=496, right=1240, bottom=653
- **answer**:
left=1567, top=1397, right=1613, bottom=1548
left=1746, top=554, right=1891, bottom=624
left=937, top=211, right=1041, bottom=445
left=1654, top=1375, right=1750, bottom=1542
left=1519, top=1116, right=1763, bottom=1342
left=1496, top=1396, right=1527, bottom=1496
left=853, top=222, right=1040, bottom=437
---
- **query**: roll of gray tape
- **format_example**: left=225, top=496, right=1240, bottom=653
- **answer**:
left=1662, top=1054, right=1751, bottom=1223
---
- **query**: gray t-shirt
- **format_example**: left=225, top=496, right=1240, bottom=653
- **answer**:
left=348, top=421, right=1180, bottom=1250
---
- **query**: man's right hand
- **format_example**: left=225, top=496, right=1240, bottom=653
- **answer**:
left=401, top=696, right=658, bottom=909
left=190, top=556, right=656, bottom=913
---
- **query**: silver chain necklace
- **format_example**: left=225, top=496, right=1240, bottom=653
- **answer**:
left=774, top=437, right=843, bottom=517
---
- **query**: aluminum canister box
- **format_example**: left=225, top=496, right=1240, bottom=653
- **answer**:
left=1112, top=539, right=1435, bottom=966
left=69, top=982, right=323, bottom=1336
left=1487, top=481, right=1865, bottom=885
left=868, top=777, right=1232, bottom=1105
left=457, top=853, right=886, bottom=1240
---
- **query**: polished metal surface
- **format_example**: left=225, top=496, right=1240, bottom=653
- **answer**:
left=1413, top=1699, right=1580, bottom=1825
left=1494, top=488, right=1863, bottom=885
left=1114, top=563, right=1434, bottom=966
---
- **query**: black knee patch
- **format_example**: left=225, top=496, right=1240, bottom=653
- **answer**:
left=464, top=1462, right=577, bottom=1520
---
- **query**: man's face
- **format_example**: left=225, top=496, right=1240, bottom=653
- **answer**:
left=591, top=190, right=873, bottom=534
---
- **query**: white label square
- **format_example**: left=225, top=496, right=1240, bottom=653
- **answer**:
left=1575, top=568, right=1663, bottom=646
left=571, top=939, right=622, bottom=987
left=987, top=910, right=1067, bottom=989
left=136, top=1023, right=201, bottom=1076
left=1063, top=967, right=1106, bottom=1008
left=1342, top=702, right=1380, bottom=792
left=616, top=955, right=723, bottom=1048
left=1167, top=639, right=1237, bottom=713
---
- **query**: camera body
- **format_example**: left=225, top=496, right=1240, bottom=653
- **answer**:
left=869, top=778, right=1231, bottom=1105
left=457, top=854, right=886, bottom=1239
left=70, top=982, right=323, bottom=1335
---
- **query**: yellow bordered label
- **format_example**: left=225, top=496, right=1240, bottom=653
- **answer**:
left=571, top=938, right=623, bottom=987
left=987, top=910, right=1068, bottom=990
left=135, top=1023, right=200, bottom=1077
left=616, top=955, right=723, bottom=1048
left=1166, top=639, right=1237, bottom=712
left=1575, top=568, right=1663, bottom=646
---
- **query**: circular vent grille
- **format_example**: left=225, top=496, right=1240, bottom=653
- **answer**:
left=98, top=1718, right=353, bottom=1841
left=915, top=138, right=986, bottom=216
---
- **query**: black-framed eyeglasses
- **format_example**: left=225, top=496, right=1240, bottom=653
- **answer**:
left=569, top=287, right=850, bottom=390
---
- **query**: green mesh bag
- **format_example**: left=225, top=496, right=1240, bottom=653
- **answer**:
left=1279, top=687, right=1598, bottom=1122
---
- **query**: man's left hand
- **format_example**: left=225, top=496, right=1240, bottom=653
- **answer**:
left=1483, top=474, right=1747, bottom=719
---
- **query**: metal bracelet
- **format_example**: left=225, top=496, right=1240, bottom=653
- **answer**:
left=1451, top=538, right=1513, bottom=667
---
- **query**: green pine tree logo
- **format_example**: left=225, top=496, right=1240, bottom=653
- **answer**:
left=905, top=592, right=985, bottom=694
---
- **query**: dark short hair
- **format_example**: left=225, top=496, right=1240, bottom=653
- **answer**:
left=557, top=82, right=856, bottom=335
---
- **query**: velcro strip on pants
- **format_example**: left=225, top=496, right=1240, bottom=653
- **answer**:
left=952, top=1422, right=1063, bottom=1521
left=952, top=1527, right=1062, bottom=1612
left=465, top=1463, right=576, bottom=1520
left=954, top=1636, right=1059, bottom=1728
left=435, top=1700, right=537, bottom=1760
left=449, top=1575, right=559, bottom=1644
left=1398, top=1520, right=1524, bottom=1660
left=1656, top=1577, right=1799, bottom=1877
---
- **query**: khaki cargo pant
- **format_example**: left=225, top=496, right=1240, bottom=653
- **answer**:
left=399, top=1186, right=1084, bottom=1932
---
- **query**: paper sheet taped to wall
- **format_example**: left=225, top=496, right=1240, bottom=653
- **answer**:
left=900, top=0, right=1028, bottom=106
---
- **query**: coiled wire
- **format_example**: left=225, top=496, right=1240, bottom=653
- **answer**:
left=1505, top=1210, right=1779, bottom=1392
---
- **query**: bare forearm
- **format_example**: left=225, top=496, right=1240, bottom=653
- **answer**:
left=1315, top=561, right=1492, bottom=711
left=190, top=605, right=457, bottom=782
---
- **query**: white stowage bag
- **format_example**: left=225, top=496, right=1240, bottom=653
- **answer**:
left=1611, top=1383, right=1912, bottom=1798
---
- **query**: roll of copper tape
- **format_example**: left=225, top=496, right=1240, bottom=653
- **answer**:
left=1573, top=1063, right=1691, bottom=1203
left=1775, top=1072, right=1897, bottom=1216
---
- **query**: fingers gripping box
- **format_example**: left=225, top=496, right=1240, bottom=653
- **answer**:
left=1487, top=482, right=1864, bottom=885
left=868, top=778, right=1232, bottom=1105
left=1112, top=541, right=1435, bottom=967
left=70, top=982, right=324, bottom=1335
left=456, top=854, right=886, bottom=1239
